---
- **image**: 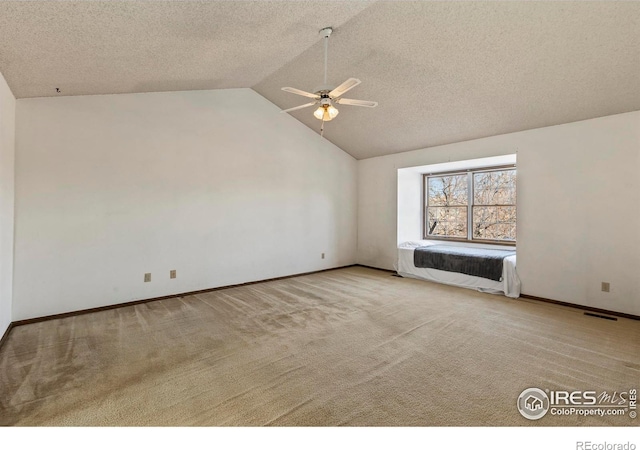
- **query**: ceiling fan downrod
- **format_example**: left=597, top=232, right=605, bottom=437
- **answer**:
left=320, top=27, right=332, bottom=86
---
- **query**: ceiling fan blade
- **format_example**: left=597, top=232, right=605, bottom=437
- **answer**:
left=280, top=102, right=318, bottom=113
left=336, top=98, right=378, bottom=108
left=281, top=87, right=320, bottom=99
left=329, top=78, right=361, bottom=99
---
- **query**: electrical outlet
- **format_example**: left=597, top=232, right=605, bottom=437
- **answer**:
left=170, top=270, right=176, bottom=279
left=601, top=282, right=610, bottom=293
left=321, top=253, right=325, bottom=259
left=144, top=273, right=151, bottom=283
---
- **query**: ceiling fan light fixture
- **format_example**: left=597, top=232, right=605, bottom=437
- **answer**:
left=314, top=104, right=339, bottom=121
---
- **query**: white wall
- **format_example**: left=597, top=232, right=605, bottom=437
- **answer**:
left=14, top=89, right=357, bottom=320
left=0, top=71, right=15, bottom=337
left=396, top=169, right=422, bottom=246
left=358, top=111, right=640, bottom=316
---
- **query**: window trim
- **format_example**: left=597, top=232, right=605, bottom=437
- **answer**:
left=422, top=164, right=516, bottom=246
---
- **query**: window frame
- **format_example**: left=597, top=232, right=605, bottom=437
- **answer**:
left=422, top=164, right=516, bottom=246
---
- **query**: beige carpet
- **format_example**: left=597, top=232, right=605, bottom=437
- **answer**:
left=1, top=266, right=638, bottom=426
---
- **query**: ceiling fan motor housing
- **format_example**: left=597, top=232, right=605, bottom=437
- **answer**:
left=313, top=85, right=334, bottom=94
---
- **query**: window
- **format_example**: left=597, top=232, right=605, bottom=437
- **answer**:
left=424, top=166, right=516, bottom=244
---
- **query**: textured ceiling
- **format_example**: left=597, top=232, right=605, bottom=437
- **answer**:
left=0, top=1, right=371, bottom=96
left=1, top=1, right=639, bottom=159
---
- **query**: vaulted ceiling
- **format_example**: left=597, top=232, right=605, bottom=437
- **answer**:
left=1, top=1, right=638, bottom=159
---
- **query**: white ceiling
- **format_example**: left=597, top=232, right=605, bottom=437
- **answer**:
left=1, top=1, right=638, bottom=159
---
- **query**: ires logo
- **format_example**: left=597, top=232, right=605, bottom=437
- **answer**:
left=549, top=390, right=627, bottom=406
left=518, top=388, right=637, bottom=420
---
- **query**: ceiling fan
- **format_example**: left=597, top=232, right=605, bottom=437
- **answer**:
left=280, top=27, right=377, bottom=126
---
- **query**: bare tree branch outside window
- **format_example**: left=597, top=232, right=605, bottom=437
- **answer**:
left=425, top=168, right=516, bottom=243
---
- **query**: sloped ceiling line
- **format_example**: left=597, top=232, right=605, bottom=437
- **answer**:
left=1, top=1, right=638, bottom=159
